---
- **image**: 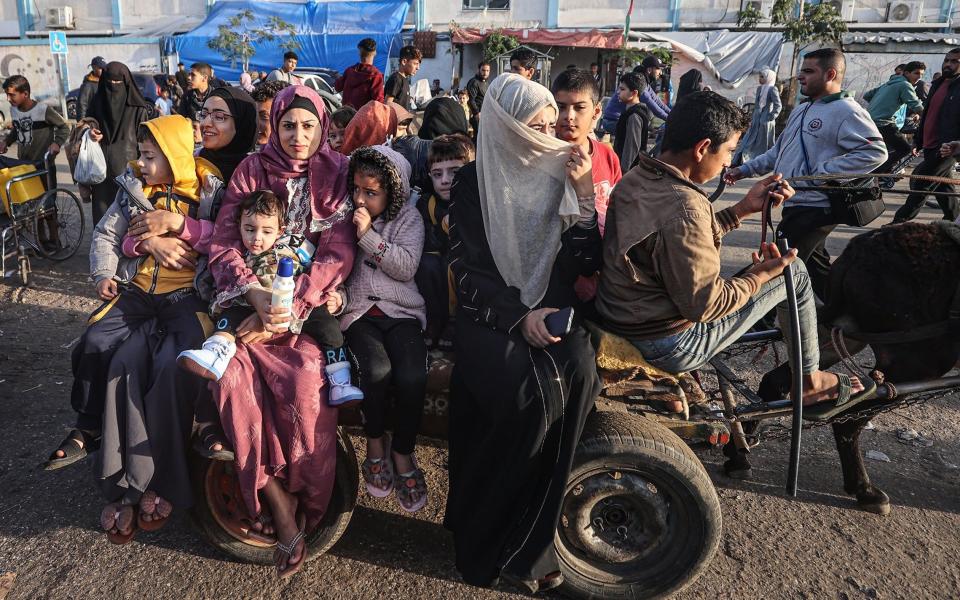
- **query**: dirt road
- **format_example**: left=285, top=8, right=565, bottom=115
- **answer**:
left=1, top=163, right=958, bottom=599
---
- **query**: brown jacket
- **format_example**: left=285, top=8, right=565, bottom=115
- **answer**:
left=596, top=155, right=762, bottom=340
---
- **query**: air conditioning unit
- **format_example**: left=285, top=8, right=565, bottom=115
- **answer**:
left=46, top=6, right=75, bottom=29
left=740, top=0, right=775, bottom=21
left=887, top=0, right=922, bottom=22
left=822, top=0, right=856, bottom=20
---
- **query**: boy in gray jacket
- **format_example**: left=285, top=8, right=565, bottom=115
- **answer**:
left=726, top=48, right=887, bottom=299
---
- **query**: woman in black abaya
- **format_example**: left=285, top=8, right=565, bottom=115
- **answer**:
left=444, top=73, right=603, bottom=593
left=87, top=62, right=152, bottom=224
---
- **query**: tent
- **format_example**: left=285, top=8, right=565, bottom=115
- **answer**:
left=628, top=30, right=784, bottom=106
left=174, top=0, right=411, bottom=81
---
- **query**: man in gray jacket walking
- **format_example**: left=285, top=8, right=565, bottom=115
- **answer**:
left=726, top=48, right=887, bottom=300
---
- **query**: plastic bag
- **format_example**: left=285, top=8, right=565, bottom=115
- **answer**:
left=73, top=129, right=106, bottom=185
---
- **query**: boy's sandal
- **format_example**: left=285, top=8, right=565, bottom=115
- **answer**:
left=275, top=512, right=307, bottom=579
left=803, top=373, right=878, bottom=422
left=137, top=491, right=173, bottom=532
left=395, top=466, right=428, bottom=513
left=362, top=456, right=395, bottom=498
left=101, top=502, right=138, bottom=545
left=44, top=429, right=100, bottom=471
left=192, top=427, right=235, bottom=462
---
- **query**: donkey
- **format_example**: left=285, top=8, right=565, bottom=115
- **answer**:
left=726, top=221, right=960, bottom=514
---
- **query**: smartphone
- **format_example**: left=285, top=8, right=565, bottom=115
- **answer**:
left=544, top=307, right=575, bottom=338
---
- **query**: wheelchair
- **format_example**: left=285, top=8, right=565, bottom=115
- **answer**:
left=0, top=152, right=84, bottom=285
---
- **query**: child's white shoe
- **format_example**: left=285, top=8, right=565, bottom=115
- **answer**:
left=177, top=334, right=237, bottom=381
left=326, top=361, right=364, bottom=407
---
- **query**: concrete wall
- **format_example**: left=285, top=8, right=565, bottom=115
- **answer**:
left=420, top=0, right=548, bottom=29
left=25, top=0, right=205, bottom=32
left=0, top=40, right=160, bottom=115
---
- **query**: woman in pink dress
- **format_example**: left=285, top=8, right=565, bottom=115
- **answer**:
left=208, top=85, right=356, bottom=578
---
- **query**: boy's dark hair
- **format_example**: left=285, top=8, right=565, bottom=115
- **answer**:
left=551, top=68, right=600, bottom=104
left=190, top=62, right=212, bottom=79
left=399, top=45, right=422, bottom=62
left=251, top=80, right=290, bottom=102
left=904, top=60, right=927, bottom=73
left=510, top=48, right=537, bottom=69
left=358, top=38, right=377, bottom=55
left=661, top=91, right=750, bottom=155
left=283, top=51, right=298, bottom=61
left=590, top=62, right=599, bottom=68
left=478, top=60, right=491, bottom=69
left=177, top=62, right=184, bottom=67
left=239, top=190, right=286, bottom=226
left=428, top=134, right=475, bottom=168
left=348, top=147, right=406, bottom=223
left=331, top=106, right=357, bottom=129
left=136, top=123, right=158, bottom=145
left=895, top=63, right=906, bottom=72
left=619, top=72, right=645, bottom=94
left=3, top=75, right=29, bottom=94
left=804, top=48, right=846, bottom=79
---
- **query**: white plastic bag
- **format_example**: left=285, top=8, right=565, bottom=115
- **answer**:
left=73, top=129, right=106, bottom=185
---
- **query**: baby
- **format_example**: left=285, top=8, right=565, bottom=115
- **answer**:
left=178, top=190, right=363, bottom=406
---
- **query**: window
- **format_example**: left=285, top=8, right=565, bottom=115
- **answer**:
left=463, top=0, right=510, bottom=9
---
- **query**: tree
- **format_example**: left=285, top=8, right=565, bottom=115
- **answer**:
left=738, top=0, right=847, bottom=110
left=207, top=9, right=302, bottom=73
left=482, top=30, right=520, bottom=63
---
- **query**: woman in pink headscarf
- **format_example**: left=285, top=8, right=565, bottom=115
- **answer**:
left=208, top=85, right=356, bottom=578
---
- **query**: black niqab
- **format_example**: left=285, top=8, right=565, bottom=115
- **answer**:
left=89, top=62, right=150, bottom=144
left=418, top=97, right=469, bottom=140
left=197, top=86, right=257, bottom=181
left=677, top=69, right=704, bottom=100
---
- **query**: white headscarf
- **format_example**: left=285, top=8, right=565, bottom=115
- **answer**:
left=477, top=73, right=579, bottom=307
left=757, top=69, right=777, bottom=110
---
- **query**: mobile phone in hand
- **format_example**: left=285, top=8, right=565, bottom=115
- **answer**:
left=544, top=307, right=574, bottom=338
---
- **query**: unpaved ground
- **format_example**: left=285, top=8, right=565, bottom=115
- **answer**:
left=1, top=159, right=959, bottom=599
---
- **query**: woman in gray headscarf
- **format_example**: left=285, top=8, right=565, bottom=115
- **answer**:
left=443, top=73, right=603, bottom=593
left=734, top=68, right=781, bottom=165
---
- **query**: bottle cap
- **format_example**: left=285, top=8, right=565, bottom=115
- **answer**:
left=277, top=256, right=294, bottom=278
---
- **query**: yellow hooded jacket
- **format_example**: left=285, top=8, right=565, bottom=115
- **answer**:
left=129, top=115, right=219, bottom=294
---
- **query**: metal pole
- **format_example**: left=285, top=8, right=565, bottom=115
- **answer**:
left=778, top=236, right=803, bottom=497
left=56, top=54, right=69, bottom=121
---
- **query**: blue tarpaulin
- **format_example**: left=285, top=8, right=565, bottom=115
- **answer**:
left=174, top=0, right=410, bottom=80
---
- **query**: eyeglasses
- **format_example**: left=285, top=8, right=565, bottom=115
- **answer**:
left=198, top=110, right=233, bottom=124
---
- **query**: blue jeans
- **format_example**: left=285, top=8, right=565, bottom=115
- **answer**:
left=632, top=259, right=819, bottom=375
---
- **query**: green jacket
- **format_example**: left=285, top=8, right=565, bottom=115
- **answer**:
left=863, top=75, right=923, bottom=127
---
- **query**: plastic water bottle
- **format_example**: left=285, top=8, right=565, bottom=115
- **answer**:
left=271, top=257, right=295, bottom=331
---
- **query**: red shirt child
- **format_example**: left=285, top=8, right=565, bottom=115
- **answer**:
left=335, top=38, right=385, bottom=109
left=574, top=139, right=622, bottom=301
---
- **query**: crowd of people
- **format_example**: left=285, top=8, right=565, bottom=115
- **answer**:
left=8, top=37, right=960, bottom=592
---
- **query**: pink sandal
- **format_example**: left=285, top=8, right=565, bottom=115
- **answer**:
left=394, top=455, right=428, bottom=513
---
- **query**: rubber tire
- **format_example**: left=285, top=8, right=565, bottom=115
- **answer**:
left=189, top=427, right=360, bottom=564
left=34, top=188, right=85, bottom=261
left=556, top=411, right=721, bottom=600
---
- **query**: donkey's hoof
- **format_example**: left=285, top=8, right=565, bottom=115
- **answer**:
left=856, top=488, right=891, bottom=516
left=723, top=458, right=753, bottom=480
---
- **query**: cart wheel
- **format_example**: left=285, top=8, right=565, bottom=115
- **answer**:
left=17, top=255, right=29, bottom=286
left=556, top=411, right=721, bottom=600
left=34, top=188, right=84, bottom=261
left=190, top=427, right=360, bottom=564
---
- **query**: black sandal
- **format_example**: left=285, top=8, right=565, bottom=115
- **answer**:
left=499, top=570, right=564, bottom=594
left=804, top=373, right=878, bottom=422
left=44, top=429, right=100, bottom=471
left=192, top=427, right=235, bottom=462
